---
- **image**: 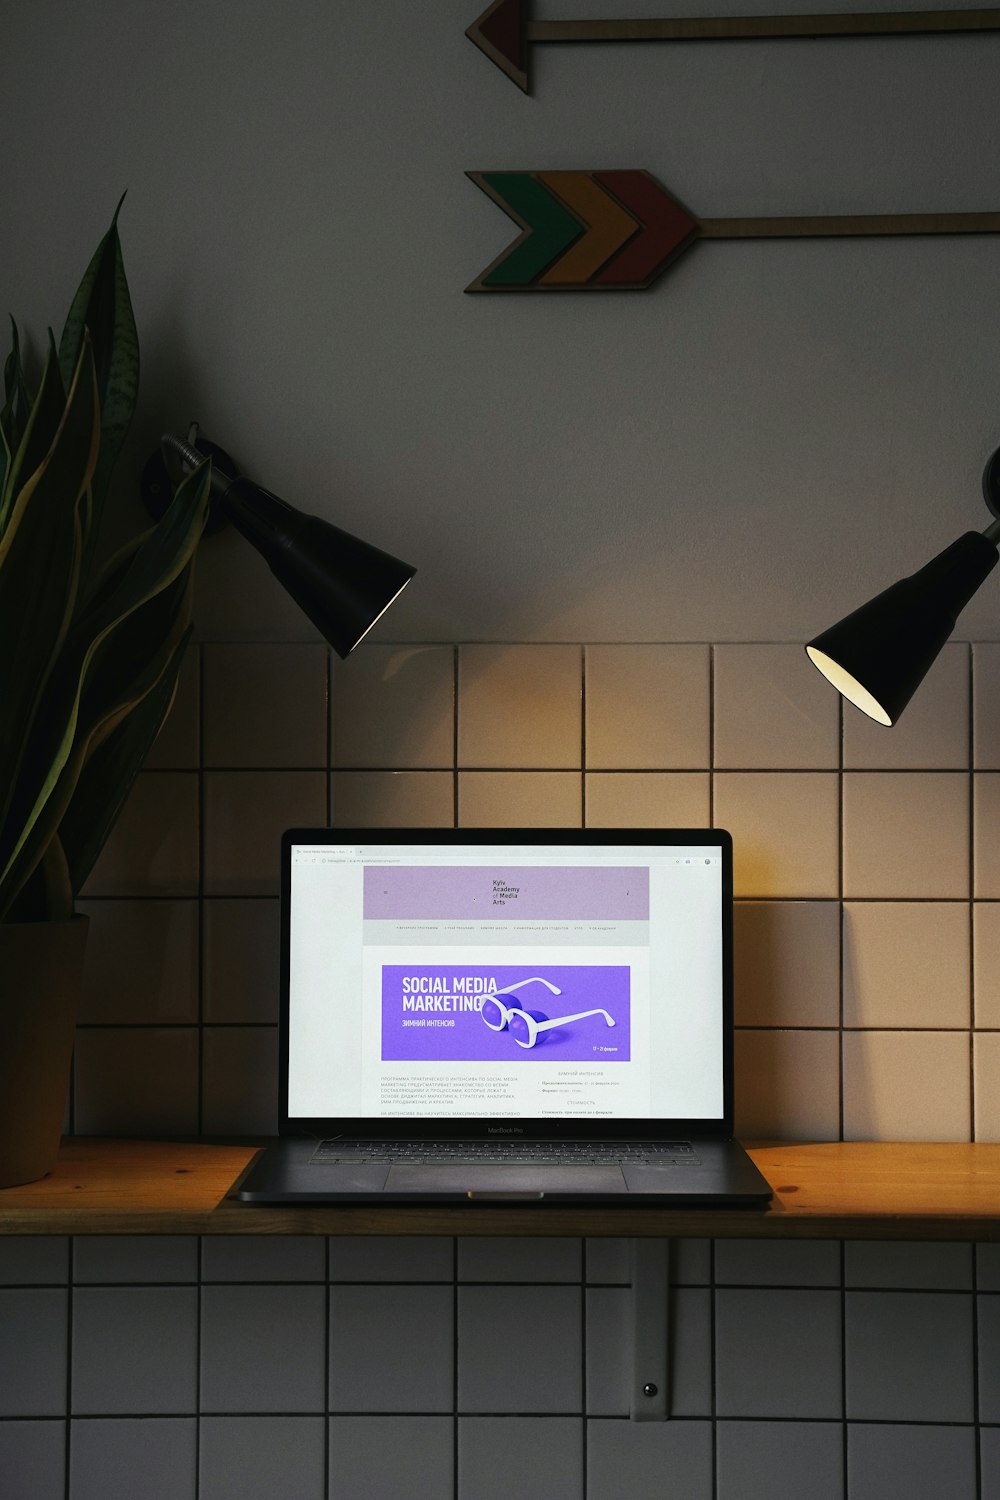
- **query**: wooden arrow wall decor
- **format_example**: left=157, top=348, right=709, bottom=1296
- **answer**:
left=467, top=0, right=1000, bottom=92
left=466, top=171, right=1000, bottom=292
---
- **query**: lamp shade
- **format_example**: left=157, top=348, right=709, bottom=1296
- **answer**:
left=156, top=434, right=416, bottom=658
left=805, top=530, right=998, bottom=725
left=220, top=478, right=416, bottom=658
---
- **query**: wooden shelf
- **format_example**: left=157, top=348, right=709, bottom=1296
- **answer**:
left=2, top=1139, right=1000, bottom=1239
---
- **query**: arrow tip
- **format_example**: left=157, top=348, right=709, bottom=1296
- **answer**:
left=466, top=0, right=530, bottom=93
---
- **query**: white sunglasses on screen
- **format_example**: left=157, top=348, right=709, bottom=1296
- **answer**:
left=480, top=977, right=616, bottom=1050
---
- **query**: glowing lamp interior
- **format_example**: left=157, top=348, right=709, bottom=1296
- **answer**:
left=805, top=646, right=893, bottom=727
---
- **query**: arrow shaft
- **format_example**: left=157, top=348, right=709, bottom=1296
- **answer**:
left=530, top=8, right=1000, bottom=40
left=700, top=212, right=1000, bottom=237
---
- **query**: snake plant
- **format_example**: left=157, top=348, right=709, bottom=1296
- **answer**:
left=0, top=200, right=211, bottom=923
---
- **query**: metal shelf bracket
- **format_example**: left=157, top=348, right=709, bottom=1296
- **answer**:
left=629, top=1237, right=670, bottom=1420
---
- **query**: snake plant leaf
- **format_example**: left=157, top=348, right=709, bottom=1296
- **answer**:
left=0, top=334, right=67, bottom=539
left=0, top=339, right=99, bottom=847
left=0, top=460, right=210, bottom=918
left=0, top=318, right=32, bottom=504
left=3, top=316, right=22, bottom=401
left=60, top=624, right=193, bottom=896
left=4, top=832, right=73, bottom=924
left=5, top=566, right=196, bottom=914
left=0, top=569, right=193, bottom=916
left=57, top=192, right=138, bottom=572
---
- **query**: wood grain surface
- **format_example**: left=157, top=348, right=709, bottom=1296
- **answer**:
left=1, top=1139, right=999, bottom=1239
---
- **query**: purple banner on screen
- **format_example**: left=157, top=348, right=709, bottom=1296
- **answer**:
left=364, top=867, right=648, bottom=921
left=381, top=965, right=631, bottom=1063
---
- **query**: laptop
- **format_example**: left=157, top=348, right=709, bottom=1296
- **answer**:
left=237, top=826, right=772, bottom=1205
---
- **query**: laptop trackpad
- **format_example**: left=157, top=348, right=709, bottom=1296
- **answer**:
left=385, top=1164, right=627, bottom=1195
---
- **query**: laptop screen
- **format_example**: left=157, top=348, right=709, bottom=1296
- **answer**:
left=281, top=829, right=732, bottom=1135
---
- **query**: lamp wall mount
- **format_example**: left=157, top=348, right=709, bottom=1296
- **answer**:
left=141, top=422, right=234, bottom=535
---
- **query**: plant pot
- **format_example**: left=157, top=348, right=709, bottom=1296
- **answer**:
left=0, top=916, right=89, bottom=1188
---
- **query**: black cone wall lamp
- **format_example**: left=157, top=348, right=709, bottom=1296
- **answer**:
left=142, top=426, right=416, bottom=657
left=805, top=448, right=1000, bottom=725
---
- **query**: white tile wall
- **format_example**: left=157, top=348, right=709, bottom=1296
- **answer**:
left=714, top=772, right=840, bottom=898
left=0, top=1420, right=65, bottom=1499
left=330, top=1416, right=453, bottom=1499
left=714, top=644, right=839, bottom=770
left=1, top=1236, right=995, bottom=1498
left=844, top=1290, right=975, bottom=1421
left=717, top=1421, right=844, bottom=1500
left=847, top=1425, right=978, bottom=1500
left=843, top=773, right=970, bottom=899
left=70, top=1418, right=197, bottom=1500
left=201, top=1284, right=327, bottom=1412
left=71, top=640, right=998, bottom=1147
left=331, top=769, right=455, bottom=827
left=842, top=902, right=970, bottom=1029
left=329, top=1285, right=454, bottom=1412
left=83, top=772, right=199, bottom=897
left=458, top=645, right=582, bottom=768
left=585, top=645, right=710, bottom=769
left=585, top=771, right=710, bottom=827
left=204, top=771, right=327, bottom=894
left=202, top=644, right=328, bottom=768
left=332, top=645, right=455, bottom=769
left=714, top=1288, right=843, bottom=1417
left=202, top=1416, right=326, bottom=1500
left=842, top=1030, right=971, bottom=1142
left=71, top=1287, right=198, bottom=1414
left=843, top=641, right=969, bottom=771
left=30, top=640, right=999, bottom=1498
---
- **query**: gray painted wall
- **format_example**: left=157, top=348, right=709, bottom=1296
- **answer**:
left=5, top=1, right=1000, bottom=646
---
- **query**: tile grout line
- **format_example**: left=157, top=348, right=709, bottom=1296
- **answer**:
left=325, top=1235, right=331, bottom=1499
left=195, top=1235, right=202, bottom=1496
left=64, top=1239, right=73, bottom=1500
left=709, top=646, right=716, bottom=828
left=840, top=1242, right=848, bottom=1500
left=579, top=1238, right=587, bottom=1498
left=27, top=1412, right=987, bottom=1426
left=197, top=644, right=206, bottom=1139
left=838, top=690, right=846, bottom=1145
left=710, top=1239, right=718, bottom=1500
left=969, top=644, right=977, bottom=1143
left=973, top=1243, right=982, bottom=1497
left=139, top=761, right=995, bottom=775
left=453, top=1236, right=459, bottom=1500
left=581, top=646, right=587, bottom=829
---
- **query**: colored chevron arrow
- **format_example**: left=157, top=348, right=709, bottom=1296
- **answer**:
left=465, top=171, right=1000, bottom=292
left=467, top=0, right=1000, bottom=92
left=467, top=171, right=699, bottom=290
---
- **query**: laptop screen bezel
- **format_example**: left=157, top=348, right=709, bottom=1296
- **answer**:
left=278, top=826, right=734, bottom=1140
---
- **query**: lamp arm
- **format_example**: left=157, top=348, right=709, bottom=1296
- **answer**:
left=160, top=432, right=299, bottom=550
left=159, top=431, right=234, bottom=504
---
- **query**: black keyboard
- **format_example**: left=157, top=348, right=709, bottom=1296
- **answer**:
left=311, top=1140, right=699, bottom=1166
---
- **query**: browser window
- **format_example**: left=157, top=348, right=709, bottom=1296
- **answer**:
left=286, top=842, right=724, bottom=1122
